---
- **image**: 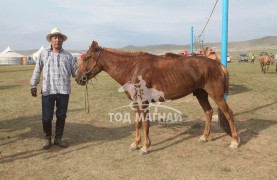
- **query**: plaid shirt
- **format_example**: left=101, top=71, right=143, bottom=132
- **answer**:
left=30, top=47, right=78, bottom=96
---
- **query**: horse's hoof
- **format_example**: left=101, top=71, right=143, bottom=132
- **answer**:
left=198, top=135, right=211, bottom=143
left=129, top=142, right=141, bottom=152
left=229, top=137, right=240, bottom=149
left=229, top=140, right=239, bottom=148
left=139, top=147, right=149, bottom=155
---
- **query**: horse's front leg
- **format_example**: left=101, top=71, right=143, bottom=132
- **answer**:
left=140, top=109, right=151, bottom=155
left=260, top=63, right=265, bottom=73
left=129, top=110, right=142, bottom=151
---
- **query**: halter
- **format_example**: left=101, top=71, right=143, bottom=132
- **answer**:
left=79, top=47, right=103, bottom=83
left=78, top=47, right=103, bottom=114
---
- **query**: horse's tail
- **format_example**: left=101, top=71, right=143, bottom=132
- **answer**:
left=218, top=108, right=232, bottom=136
left=220, top=65, right=229, bottom=95
left=218, top=65, right=232, bottom=136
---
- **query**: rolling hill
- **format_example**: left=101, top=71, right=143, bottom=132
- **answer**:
left=121, top=36, right=277, bottom=54
left=17, top=36, right=277, bottom=56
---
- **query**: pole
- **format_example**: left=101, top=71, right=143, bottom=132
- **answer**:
left=190, top=26, right=194, bottom=53
left=221, top=0, right=228, bottom=67
left=222, top=0, right=228, bottom=100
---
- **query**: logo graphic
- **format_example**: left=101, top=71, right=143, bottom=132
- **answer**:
left=118, top=76, right=168, bottom=111
left=108, top=76, right=183, bottom=123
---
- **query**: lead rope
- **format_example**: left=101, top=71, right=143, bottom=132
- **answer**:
left=82, top=48, right=103, bottom=114
left=84, top=78, right=97, bottom=114
left=85, top=83, right=89, bottom=114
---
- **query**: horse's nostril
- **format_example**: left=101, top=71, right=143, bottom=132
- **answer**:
left=81, top=76, right=87, bottom=82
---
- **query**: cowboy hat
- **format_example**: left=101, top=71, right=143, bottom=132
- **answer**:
left=46, top=27, right=67, bottom=43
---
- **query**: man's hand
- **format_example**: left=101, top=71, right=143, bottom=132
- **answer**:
left=31, top=88, right=37, bottom=97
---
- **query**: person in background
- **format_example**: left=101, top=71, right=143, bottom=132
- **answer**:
left=30, top=27, right=78, bottom=150
left=251, top=53, right=255, bottom=63
left=275, top=53, right=277, bottom=73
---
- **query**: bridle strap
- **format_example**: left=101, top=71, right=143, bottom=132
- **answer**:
left=84, top=47, right=103, bottom=79
left=85, top=83, right=89, bottom=113
left=81, top=47, right=103, bottom=114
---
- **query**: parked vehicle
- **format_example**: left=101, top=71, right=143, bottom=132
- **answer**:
left=227, top=54, right=231, bottom=63
left=238, top=54, right=248, bottom=63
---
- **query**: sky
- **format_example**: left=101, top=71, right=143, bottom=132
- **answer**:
left=0, top=0, right=276, bottom=51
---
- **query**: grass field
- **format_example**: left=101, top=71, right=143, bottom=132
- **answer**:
left=0, top=60, right=277, bottom=179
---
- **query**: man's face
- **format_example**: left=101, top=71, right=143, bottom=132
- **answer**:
left=50, top=35, right=64, bottom=50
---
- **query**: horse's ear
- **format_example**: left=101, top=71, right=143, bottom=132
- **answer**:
left=90, top=41, right=99, bottom=51
left=203, top=47, right=210, bottom=55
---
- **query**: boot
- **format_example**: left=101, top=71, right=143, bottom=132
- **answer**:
left=43, top=138, right=51, bottom=150
left=42, top=121, right=52, bottom=150
left=54, top=118, right=69, bottom=148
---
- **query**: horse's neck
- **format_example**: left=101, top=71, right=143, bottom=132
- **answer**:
left=101, top=49, right=139, bottom=85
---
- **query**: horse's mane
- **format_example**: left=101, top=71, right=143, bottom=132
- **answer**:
left=105, top=48, right=155, bottom=57
left=102, top=47, right=217, bottom=64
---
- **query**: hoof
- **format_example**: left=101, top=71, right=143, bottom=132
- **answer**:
left=139, top=147, right=149, bottom=155
left=229, top=137, right=240, bottom=149
left=129, top=142, right=141, bottom=152
left=198, top=135, right=211, bottom=143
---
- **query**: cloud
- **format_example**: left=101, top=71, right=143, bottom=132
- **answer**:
left=0, top=0, right=276, bottom=50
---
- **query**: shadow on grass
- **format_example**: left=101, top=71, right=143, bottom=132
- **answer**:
left=0, top=102, right=276, bottom=161
left=233, top=100, right=277, bottom=146
left=0, top=108, right=134, bottom=163
left=150, top=120, right=205, bottom=153
left=229, top=84, right=251, bottom=95
left=0, top=85, right=21, bottom=90
left=0, top=68, right=34, bottom=74
left=234, top=100, right=277, bottom=116
left=150, top=117, right=276, bottom=153
left=236, top=118, right=276, bottom=146
left=151, top=100, right=277, bottom=152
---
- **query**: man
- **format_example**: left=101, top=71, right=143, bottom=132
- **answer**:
left=275, top=53, right=277, bottom=73
left=30, top=27, right=78, bottom=149
left=251, top=54, right=255, bottom=63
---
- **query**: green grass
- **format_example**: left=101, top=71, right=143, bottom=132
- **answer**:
left=1, top=61, right=277, bottom=124
left=1, top=62, right=277, bottom=180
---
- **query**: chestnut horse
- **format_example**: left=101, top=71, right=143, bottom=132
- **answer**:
left=259, top=55, right=275, bottom=73
left=76, top=41, right=240, bottom=154
left=202, top=47, right=221, bottom=62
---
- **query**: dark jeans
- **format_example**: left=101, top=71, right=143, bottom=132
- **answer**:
left=42, top=94, right=69, bottom=122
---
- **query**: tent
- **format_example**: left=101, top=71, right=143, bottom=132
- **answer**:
left=0, top=46, right=12, bottom=54
left=32, top=45, right=45, bottom=62
left=71, top=52, right=82, bottom=60
left=0, top=46, right=26, bottom=65
left=71, top=52, right=82, bottom=65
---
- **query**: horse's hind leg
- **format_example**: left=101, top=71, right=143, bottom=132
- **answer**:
left=262, top=64, right=266, bottom=73
left=193, top=89, right=213, bottom=143
left=214, top=98, right=240, bottom=148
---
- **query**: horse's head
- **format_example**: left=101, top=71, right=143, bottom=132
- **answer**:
left=76, top=41, right=104, bottom=85
left=202, top=47, right=211, bottom=56
left=269, top=56, right=275, bottom=65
